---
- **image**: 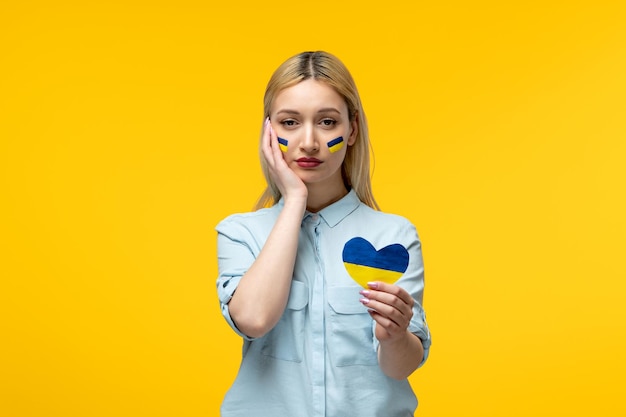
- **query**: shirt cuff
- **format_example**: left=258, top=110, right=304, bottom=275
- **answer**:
left=217, top=275, right=256, bottom=341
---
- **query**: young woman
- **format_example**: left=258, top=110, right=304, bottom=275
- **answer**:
left=216, top=51, right=431, bottom=416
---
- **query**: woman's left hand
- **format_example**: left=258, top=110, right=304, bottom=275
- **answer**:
left=360, top=282, right=414, bottom=343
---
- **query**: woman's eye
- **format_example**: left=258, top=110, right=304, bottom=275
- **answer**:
left=281, top=120, right=297, bottom=127
left=321, top=119, right=336, bottom=126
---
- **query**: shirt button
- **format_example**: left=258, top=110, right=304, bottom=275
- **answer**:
left=312, top=214, right=319, bottom=221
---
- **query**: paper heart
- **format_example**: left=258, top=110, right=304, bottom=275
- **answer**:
left=342, top=237, right=409, bottom=288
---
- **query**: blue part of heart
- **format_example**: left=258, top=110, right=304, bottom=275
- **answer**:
left=342, top=237, right=409, bottom=273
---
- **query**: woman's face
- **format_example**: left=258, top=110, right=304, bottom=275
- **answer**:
left=270, top=79, right=357, bottom=191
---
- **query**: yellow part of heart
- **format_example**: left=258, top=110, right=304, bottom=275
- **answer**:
left=343, top=262, right=404, bottom=288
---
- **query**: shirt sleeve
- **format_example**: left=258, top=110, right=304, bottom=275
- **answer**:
left=216, top=217, right=258, bottom=341
left=406, top=223, right=431, bottom=367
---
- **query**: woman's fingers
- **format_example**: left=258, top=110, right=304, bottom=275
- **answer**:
left=369, top=282, right=414, bottom=307
left=262, top=119, right=287, bottom=169
left=359, top=283, right=414, bottom=329
left=261, top=118, right=276, bottom=166
left=260, top=119, right=271, bottom=162
left=260, top=119, right=308, bottom=200
left=368, top=309, right=402, bottom=334
left=365, top=299, right=411, bottom=329
left=268, top=122, right=285, bottom=164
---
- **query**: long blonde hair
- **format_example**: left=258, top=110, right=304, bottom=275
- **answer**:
left=255, top=51, right=379, bottom=210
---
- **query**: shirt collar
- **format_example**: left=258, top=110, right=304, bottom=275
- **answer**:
left=310, top=189, right=361, bottom=228
left=277, top=189, right=361, bottom=228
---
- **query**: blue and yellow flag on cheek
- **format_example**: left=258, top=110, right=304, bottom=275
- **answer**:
left=327, top=136, right=344, bottom=153
left=342, top=237, right=409, bottom=287
left=277, top=137, right=288, bottom=152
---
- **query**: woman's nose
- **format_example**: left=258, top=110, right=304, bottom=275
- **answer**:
left=299, top=126, right=319, bottom=153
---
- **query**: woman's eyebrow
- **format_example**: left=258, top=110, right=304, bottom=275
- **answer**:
left=276, top=109, right=300, bottom=116
left=317, top=107, right=341, bottom=114
left=275, top=108, right=342, bottom=116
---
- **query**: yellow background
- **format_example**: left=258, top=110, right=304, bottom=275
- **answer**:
left=1, top=1, right=625, bottom=416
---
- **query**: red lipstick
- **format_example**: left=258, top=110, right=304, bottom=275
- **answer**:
left=296, top=157, right=322, bottom=168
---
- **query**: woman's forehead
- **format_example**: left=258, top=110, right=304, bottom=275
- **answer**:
left=272, top=80, right=347, bottom=114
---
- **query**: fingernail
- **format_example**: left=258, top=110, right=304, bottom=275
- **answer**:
left=359, top=290, right=370, bottom=297
left=359, top=298, right=370, bottom=305
left=367, top=282, right=378, bottom=289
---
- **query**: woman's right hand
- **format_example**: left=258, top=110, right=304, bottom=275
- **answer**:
left=261, top=118, right=308, bottom=203
left=227, top=119, right=307, bottom=338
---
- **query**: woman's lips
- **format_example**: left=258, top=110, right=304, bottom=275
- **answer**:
left=296, top=157, right=322, bottom=168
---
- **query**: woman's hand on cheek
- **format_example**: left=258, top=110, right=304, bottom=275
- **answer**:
left=261, top=118, right=308, bottom=202
left=359, top=282, right=414, bottom=344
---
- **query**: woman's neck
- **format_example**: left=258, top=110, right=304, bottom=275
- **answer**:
left=305, top=181, right=349, bottom=213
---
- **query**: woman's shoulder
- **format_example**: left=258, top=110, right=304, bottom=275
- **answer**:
left=357, top=204, right=415, bottom=226
left=216, top=205, right=280, bottom=232
left=351, top=204, right=421, bottom=239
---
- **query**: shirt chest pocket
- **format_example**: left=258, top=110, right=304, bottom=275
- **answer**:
left=328, top=286, right=378, bottom=367
left=260, top=280, right=308, bottom=363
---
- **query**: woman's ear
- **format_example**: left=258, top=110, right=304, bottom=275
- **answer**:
left=347, top=115, right=358, bottom=146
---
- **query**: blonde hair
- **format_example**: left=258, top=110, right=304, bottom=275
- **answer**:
left=255, top=51, right=379, bottom=210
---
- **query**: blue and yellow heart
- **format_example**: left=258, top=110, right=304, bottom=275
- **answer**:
left=342, top=237, right=409, bottom=287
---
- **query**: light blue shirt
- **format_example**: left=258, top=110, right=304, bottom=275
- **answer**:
left=216, top=190, right=431, bottom=417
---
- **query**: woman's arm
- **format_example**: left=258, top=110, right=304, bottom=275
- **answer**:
left=360, top=281, right=425, bottom=380
left=227, top=120, right=308, bottom=338
left=227, top=198, right=305, bottom=338
left=377, top=330, right=424, bottom=380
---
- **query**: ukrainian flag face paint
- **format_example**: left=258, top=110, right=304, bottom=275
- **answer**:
left=277, top=137, right=288, bottom=152
left=327, top=136, right=344, bottom=153
left=342, top=237, right=410, bottom=288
